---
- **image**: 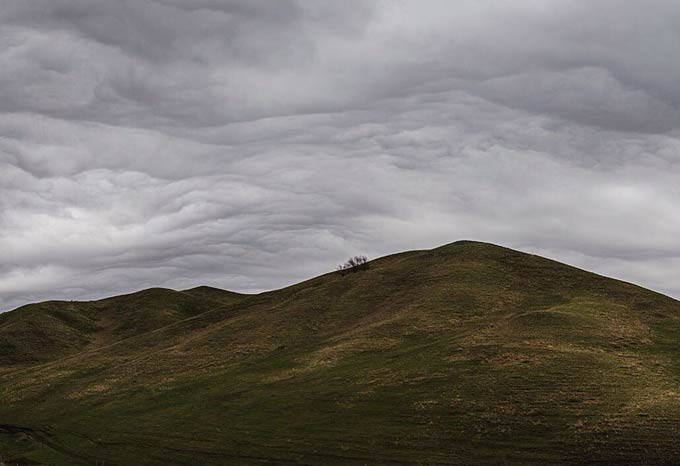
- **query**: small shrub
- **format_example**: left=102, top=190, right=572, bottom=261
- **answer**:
left=337, top=255, right=369, bottom=276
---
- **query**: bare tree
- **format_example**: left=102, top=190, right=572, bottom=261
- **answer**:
left=337, top=255, right=369, bottom=276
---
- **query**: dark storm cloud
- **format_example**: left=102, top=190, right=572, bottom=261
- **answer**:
left=2, top=0, right=680, bottom=310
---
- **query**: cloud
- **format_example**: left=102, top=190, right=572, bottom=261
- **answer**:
left=1, top=0, right=680, bottom=310
left=475, top=67, right=680, bottom=133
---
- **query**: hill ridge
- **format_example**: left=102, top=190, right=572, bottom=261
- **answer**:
left=1, top=240, right=680, bottom=465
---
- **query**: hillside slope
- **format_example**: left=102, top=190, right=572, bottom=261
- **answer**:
left=0, top=287, right=248, bottom=366
left=1, top=241, right=680, bottom=465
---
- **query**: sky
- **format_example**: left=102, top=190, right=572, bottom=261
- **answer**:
left=2, top=0, right=680, bottom=311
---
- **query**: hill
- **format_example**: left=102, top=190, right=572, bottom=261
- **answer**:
left=1, top=241, right=680, bottom=465
left=0, top=287, right=247, bottom=366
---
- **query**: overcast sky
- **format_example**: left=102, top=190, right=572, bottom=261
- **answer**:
left=2, top=0, right=680, bottom=311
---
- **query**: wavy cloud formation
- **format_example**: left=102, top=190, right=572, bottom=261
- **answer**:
left=2, top=0, right=680, bottom=310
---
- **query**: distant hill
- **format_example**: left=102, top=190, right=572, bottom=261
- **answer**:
left=1, top=241, right=680, bottom=465
left=0, top=287, right=247, bottom=366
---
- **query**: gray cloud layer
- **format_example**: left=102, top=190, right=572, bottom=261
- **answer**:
left=2, top=0, right=680, bottom=310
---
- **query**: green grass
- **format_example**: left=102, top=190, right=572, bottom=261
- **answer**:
left=1, top=241, right=680, bottom=465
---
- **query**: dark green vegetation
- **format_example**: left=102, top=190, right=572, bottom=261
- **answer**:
left=2, top=241, right=680, bottom=465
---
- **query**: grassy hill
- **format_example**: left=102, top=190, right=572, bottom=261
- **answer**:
left=1, top=241, right=680, bottom=465
left=0, top=287, right=246, bottom=366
